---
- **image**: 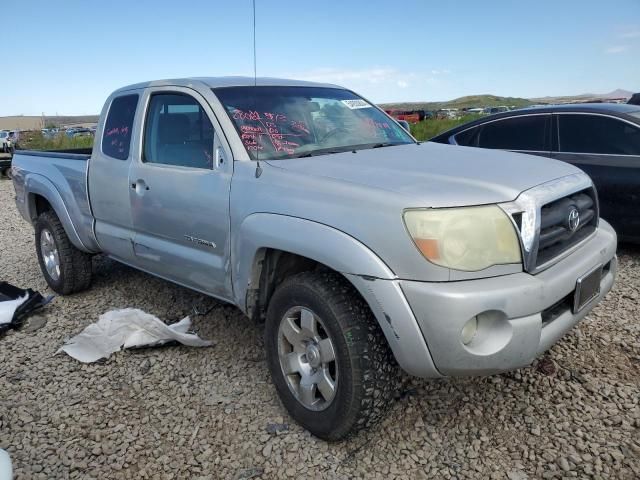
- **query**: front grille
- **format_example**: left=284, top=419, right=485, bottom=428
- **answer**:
left=535, top=188, right=598, bottom=268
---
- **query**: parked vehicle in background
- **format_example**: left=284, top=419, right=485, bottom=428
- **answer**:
left=0, top=131, right=13, bottom=153
left=385, top=109, right=430, bottom=123
left=0, top=130, right=11, bottom=178
left=483, top=106, right=509, bottom=115
left=629, top=93, right=640, bottom=106
left=66, top=127, right=93, bottom=138
left=8, top=131, right=20, bottom=147
left=11, top=77, right=617, bottom=439
left=431, top=103, right=640, bottom=241
left=436, top=109, right=459, bottom=119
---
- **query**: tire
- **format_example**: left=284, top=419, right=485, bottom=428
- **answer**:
left=265, top=271, right=398, bottom=440
left=35, top=210, right=92, bottom=295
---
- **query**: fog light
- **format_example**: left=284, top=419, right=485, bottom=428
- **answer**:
left=461, top=317, right=478, bottom=345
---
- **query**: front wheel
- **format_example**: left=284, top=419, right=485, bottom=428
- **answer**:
left=265, top=271, right=398, bottom=440
left=35, top=211, right=93, bottom=295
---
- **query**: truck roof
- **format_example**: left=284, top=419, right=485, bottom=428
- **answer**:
left=113, top=76, right=343, bottom=94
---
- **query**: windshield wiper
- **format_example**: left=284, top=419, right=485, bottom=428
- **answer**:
left=371, top=142, right=398, bottom=149
left=288, top=142, right=403, bottom=159
left=290, top=148, right=355, bottom=159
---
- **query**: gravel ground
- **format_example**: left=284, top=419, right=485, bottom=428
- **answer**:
left=0, top=178, right=638, bottom=480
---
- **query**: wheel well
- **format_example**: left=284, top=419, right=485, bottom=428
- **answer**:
left=247, top=249, right=331, bottom=321
left=32, top=194, right=53, bottom=219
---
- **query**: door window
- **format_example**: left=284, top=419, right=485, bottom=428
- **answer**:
left=476, top=115, right=548, bottom=151
left=143, top=93, right=215, bottom=168
left=453, top=126, right=480, bottom=146
left=558, top=114, right=640, bottom=155
left=102, top=94, right=138, bottom=160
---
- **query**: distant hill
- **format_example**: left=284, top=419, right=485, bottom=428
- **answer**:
left=381, top=89, right=635, bottom=111
left=530, top=89, right=633, bottom=105
left=0, top=115, right=99, bottom=131
left=380, top=94, right=533, bottom=111
left=598, top=89, right=633, bottom=99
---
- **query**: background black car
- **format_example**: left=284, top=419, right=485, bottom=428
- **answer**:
left=431, top=104, right=640, bottom=242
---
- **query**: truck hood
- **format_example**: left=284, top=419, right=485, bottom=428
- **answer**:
left=265, top=142, right=581, bottom=207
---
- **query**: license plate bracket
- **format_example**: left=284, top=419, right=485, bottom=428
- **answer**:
left=573, top=264, right=602, bottom=313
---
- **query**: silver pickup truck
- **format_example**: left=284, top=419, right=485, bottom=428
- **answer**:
left=12, top=77, right=617, bottom=440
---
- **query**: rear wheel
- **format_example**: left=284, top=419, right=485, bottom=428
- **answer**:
left=265, top=271, right=398, bottom=440
left=35, top=211, right=92, bottom=295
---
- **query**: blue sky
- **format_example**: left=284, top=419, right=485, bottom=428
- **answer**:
left=3, top=0, right=639, bottom=116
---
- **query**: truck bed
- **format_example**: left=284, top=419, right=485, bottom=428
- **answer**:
left=11, top=149, right=99, bottom=253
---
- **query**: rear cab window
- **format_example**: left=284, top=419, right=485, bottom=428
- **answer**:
left=101, top=94, right=139, bottom=160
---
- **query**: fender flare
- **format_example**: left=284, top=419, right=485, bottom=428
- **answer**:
left=233, top=213, right=396, bottom=308
left=24, top=173, right=90, bottom=252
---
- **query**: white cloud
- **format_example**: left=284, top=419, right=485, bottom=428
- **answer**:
left=605, top=45, right=629, bottom=54
left=292, top=67, right=406, bottom=85
left=287, top=67, right=443, bottom=88
left=275, top=66, right=450, bottom=103
left=619, top=30, right=640, bottom=39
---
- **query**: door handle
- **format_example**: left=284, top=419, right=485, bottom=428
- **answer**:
left=215, top=147, right=225, bottom=169
left=132, top=180, right=150, bottom=191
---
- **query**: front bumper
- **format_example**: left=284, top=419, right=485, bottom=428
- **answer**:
left=400, top=219, right=617, bottom=376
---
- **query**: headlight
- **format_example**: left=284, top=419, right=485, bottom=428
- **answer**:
left=403, top=205, right=522, bottom=271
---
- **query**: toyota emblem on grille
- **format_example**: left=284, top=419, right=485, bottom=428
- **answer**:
left=568, top=208, right=580, bottom=232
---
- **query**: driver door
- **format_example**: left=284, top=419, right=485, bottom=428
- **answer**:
left=128, top=87, right=233, bottom=299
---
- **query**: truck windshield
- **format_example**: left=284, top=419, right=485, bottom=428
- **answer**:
left=213, top=86, right=414, bottom=160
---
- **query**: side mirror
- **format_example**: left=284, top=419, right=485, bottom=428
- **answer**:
left=397, top=120, right=411, bottom=132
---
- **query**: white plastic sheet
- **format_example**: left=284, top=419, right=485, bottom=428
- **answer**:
left=58, top=308, right=213, bottom=363
left=0, top=448, right=11, bottom=480
left=0, top=294, right=28, bottom=325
